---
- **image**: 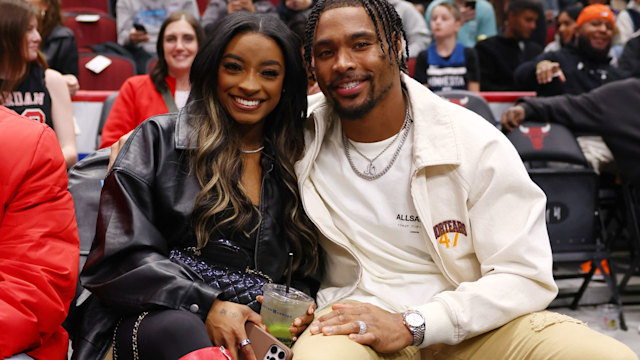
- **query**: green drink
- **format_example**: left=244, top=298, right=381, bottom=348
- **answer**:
left=261, top=283, right=314, bottom=347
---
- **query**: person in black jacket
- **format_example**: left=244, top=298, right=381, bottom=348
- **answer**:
left=74, top=13, right=319, bottom=360
left=474, top=0, right=543, bottom=91
left=514, top=4, right=623, bottom=96
left=501, top=77, right=640, bottom=187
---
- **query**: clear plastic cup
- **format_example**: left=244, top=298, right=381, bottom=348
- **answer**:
left=598, top=304, right=619, bottom=331
left=260, top=283, right=314, bottom=346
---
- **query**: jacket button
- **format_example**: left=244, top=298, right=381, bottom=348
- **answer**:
left=189, top=304, right=200, bottom=313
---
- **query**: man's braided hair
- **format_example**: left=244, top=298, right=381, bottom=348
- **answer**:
left=303, top=0, right=409, bottom=80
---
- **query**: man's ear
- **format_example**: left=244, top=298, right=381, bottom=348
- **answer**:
left=394, top=32, right=403, bottom=59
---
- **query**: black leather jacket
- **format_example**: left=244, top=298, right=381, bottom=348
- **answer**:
left=72, top=110, right=304, bottom=359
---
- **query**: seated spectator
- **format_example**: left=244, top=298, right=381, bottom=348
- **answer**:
left=0, top=0, right=77, bottom=169
left=475, top=0, right=543, bottom=91
left=615, top=0, right=640, bottom=45
left=99, top=12, right=204, bottom=148
left=618, top=35, right=640, bottom=77
left=0, top=106, right=79, bottom=359
left=544, top=3, right=582, bottom=52
left=501, top=77, right=640, bottom=187
left=425, top=0, right=497, bottom=47
left=514, top=4, right=623, bottom=96
left=116, top=0, right=199, bottom=72
left=389, top=0, right=431, bottom=57
left=26, top=0, right=80, bottom=95
left=73, top=13, right=318, bottom=360
left=414, top=2, right=480, bottom=91
left=276, top=0, right=315, bottom=25
left=202, top=0, right=275, bottom=31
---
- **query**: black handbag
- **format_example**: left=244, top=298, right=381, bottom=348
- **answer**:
left=169, top=248, right=272, bottom=312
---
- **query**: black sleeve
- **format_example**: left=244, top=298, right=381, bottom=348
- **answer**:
left=517, top=82, right=608, bottom=133
left=465, top=47, right=480, bottom=83
left=81, top=119, right=219, bottom=320
left=617, top=37, right=640, bottom=78
left=42, top=30, right=79, bottom=76
left=413, top=50, right=428, bottom=84
left=474, top=39, right=503, bottom=91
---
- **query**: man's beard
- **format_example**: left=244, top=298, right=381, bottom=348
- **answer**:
left=577, top=35, right=610, bottom=63
left=328, top=78, right=393, bottom=120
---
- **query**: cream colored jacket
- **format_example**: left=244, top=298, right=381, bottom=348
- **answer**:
left=295, top=74, right=558, bottom=347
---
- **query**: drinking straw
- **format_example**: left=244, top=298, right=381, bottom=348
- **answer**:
left=286, top=252, right=293, bottom=294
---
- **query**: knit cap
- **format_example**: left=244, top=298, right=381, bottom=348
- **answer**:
left=576, top=4, right=615, bottom=27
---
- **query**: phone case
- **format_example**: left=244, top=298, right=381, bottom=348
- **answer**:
left=240, top=322, right=293, bottom=360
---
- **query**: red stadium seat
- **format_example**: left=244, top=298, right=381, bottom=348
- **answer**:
left=78, top=54, right=135, bottom=90
left=63, top=12, right=117, bottom=51
left=61, top=0, right=110, bottom=15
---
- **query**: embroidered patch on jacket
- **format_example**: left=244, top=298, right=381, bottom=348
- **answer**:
left=433, top=220, right=467, bottom=248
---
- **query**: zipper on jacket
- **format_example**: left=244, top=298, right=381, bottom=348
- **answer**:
left=253, top=160, right=274, bottom=271
left=410, top=168, right=458, bottom=286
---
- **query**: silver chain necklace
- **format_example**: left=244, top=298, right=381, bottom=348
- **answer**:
left=342, top=107, right=412, bottom=181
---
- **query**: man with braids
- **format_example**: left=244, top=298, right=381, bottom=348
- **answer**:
left=290, top=0, right=638, bottom=358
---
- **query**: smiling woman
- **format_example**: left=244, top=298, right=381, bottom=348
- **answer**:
left=98, top=11, right=204, bottom=148
left=74, top=12, right=319, bottom=360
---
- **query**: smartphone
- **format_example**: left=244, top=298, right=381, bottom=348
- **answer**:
left=133, top=23, right=147, bottom=32
left=465, top=0, right=476, bottom=9
left=240, top=322, right=293, bottom=360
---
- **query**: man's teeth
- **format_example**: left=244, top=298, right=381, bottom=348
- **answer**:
left=235, top=97, right=260, bottom=106
left=341, top=81, right=359, bottom=90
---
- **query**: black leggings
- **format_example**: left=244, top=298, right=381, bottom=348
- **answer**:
left=114, top=310, right=213, bottom=360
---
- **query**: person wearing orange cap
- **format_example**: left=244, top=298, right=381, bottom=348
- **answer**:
left=513, top=3, right=624, bottom=96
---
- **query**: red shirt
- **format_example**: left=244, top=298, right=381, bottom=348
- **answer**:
left=99, top=75, right=176, bottom=148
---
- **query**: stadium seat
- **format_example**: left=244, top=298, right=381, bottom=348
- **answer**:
left=63, top=12, right=117, bottom=51
left=436, top=89, right=497, bottom=126
left=61, top=0, right=110, bottom=15
left=507, top=121, right=627, bottom=331
left=78, top=54, right=135, bottom=90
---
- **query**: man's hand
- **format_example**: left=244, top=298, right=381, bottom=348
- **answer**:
left=308, top=303, right=413, bottom=353
left=501, top=105, right=526, bottom=132
left=459, top=5, right=476, bottom=23
left=129, top=28, right=150, bottom=44
left=535, top=60, right=566, bottom=84
left=206, top=299, right=263, bottom=360
left=63, top=74, right=79, bottom=96
left=107, top=130, right=133, bottom=171
left=227, top=0, right=255, bottom=13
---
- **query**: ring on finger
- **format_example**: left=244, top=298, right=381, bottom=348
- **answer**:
left=239, top=338, right=251, bottom=348
left=357, top=320, right=367, bottom=335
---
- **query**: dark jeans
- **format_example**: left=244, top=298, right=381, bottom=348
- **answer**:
left=114, top=310, right=212, bottom=360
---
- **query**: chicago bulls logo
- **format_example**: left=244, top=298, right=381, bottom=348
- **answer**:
left=446, top=96, right=469, bottom=107
left=519, top=123, right=551, bottom=150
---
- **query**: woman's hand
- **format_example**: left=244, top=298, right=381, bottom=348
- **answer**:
left=256, top=295, right=316, bottom=343
left=206, top=299, right=263, bottom=360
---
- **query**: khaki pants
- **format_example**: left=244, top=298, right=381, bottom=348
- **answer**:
left=292, top=306, right=638, bottom=360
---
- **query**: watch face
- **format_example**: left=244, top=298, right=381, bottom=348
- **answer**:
left=406, top=312, right=424, bottom=327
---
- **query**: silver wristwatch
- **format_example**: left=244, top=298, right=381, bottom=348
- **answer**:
left=402, top=310, right=425, bottom=346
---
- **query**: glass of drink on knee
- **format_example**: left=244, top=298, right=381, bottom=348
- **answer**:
left=260, top=283, right=314, bottom=347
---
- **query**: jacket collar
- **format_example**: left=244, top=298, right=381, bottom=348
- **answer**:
left=174, top=107, right=193, bottom=150
left=304, top=73, right=461, bottom=172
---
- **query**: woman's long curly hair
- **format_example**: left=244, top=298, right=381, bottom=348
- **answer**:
left=186, top=12, right=318, bottom=276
